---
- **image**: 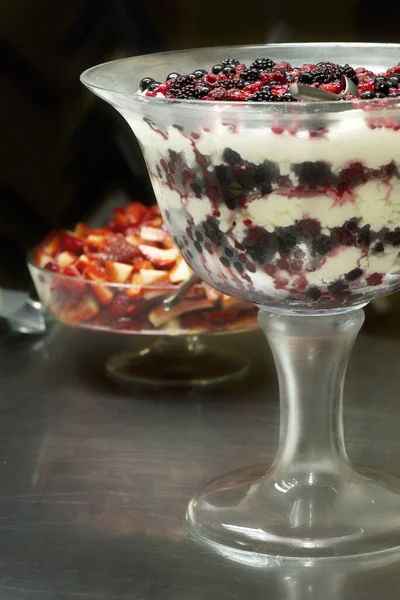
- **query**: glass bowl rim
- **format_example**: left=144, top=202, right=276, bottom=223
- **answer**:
left=80, top=41, right=400, bottom=112
left=27, top=249, right=206, bottom=292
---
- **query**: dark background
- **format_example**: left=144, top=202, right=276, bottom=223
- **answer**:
left=1, top=0, right=399, bottom=289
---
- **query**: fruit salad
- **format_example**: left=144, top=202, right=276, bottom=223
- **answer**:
left=29, top=202, right=258, bottom=333
left=128, top=56, right=400, bottom=312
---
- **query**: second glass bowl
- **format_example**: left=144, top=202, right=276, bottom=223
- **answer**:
left=28, top=257, right=259, bottom=387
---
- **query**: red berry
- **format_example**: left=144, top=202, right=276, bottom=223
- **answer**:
left=321, top=81, right=343, bottom=95
left=274, top=61, right=292, bottom=71
left=59, top=232, right=85, bottom=255
left=366, top=273, right=383, bottom=286
left=205, top=88, right=227, bottom=100
left=44, top=262, right=59, bottom=272
left=145, top=90, right=157, bottom=97
left=202, top=73, right=218, bottom=87
left=228, top=89, right=250, bottom=101
left=235, top=64, right=246, bottom=74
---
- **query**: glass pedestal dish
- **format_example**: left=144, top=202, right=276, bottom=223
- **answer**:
left=28, top=259, right=258, bottom=387
left=81, top=43, right=400, bottom=559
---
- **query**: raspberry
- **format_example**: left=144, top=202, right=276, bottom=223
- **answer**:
left=260, top=71, right=287, bottom=85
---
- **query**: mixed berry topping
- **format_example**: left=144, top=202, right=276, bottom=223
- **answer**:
left=139, top=57, right=400, bottom=102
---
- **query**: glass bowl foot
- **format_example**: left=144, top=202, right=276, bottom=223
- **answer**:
left=187, top=463, right=400, bottom=560
left=106, top=335, right=250, bottom=387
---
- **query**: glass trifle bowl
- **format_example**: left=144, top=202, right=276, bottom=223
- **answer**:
left=81, top=43, right=400, bottom=559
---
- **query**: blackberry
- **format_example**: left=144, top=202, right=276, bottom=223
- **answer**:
left=148, top=81, right=161, bottom=91
left=239, top=68, right=260, bottom=82
left=248, top=89, right=273, bottom=102
left=345, top=268, right=363, bottom=281
left=374, top=242, right=385, bottom=253
left=222, top=147, right=242, bottom=165
left=298, top=70, right=319, bottom=84
left=194, top=85, right=210, bottom=98
left=357, top=225, right=372, bottom=247
left=279, top=92, right=295, bottom=102
left=312, top=234, right=332, bottom=256
left=338, top=64, right=359, bottom=84
left=344, top=218, right=359, bottom=232
left=385, top=227, right=400, bottom=246
left=218, top=78, right=245, bottom=90
left=361, top=91, right=376, bottom=100
left=212, top=63, right=224, bottom=74
left=388, top=76, right=399, bottom=88
left=306, top=287, right=321, bottom=300
left=296, top=219, right=321, bottom=238
left=328, top=279, right=349, bottom=295
left=194, top=240, right=203, bottom=254
left=174, top=86, right=196, bottom=99
left=166, top=72, right=180, bottom=80
left=293, top=161, right=333, bottom=188
left=374, top=81, right=390, bottom=96
left=191, top=182, right=202, bottom=197
left=221, top=58, right=240, bottom=67
left=193, top=69, right=208, bottom=78
left=222, top=65, right=236, bottom=76
left=202, top=217, right=224, bottom=244
left=250, top=58, right=276, bottom=71
left=276, top=226, right=297, bottom=252
left=139, top=77, right=154, bottom=91
left=223, top=193, right=237, bottom=210
left=168, top=74, right=197, bottom=94
left=243, top=226, right=271, bottom=262
left=254, top=159, right=280, bottom=194
left=233, top=261, right=244, bottom=273
left=219, top=256, right=230, bottom=267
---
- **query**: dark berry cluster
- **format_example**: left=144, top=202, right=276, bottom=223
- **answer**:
left=139, top=58, right=400, bottom=102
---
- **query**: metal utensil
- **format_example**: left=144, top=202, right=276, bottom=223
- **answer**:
left=162, top=273, right=200, bottom=312
left=290, top=76, right=360, bottom=102
left=1, top=289, right=46, bottom=335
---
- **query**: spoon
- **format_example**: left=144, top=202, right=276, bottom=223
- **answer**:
left=290, top=75, right=360, bottom=102
left=162, top=273, right=200, bottom=312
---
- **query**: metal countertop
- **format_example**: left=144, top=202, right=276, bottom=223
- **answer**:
left=1, top=321, right=400, bottom=599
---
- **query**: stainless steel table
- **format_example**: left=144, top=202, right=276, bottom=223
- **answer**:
left=1, top=321, right=400, bottom=599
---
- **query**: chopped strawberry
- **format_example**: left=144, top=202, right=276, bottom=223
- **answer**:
left=74, top=255, right=89, bottom=273
left=105, top=261, right=133, bottom=283
left=131, top=256, right=154, bottom=272
left=109, top=202, right=148, bottom=231
left=320, top=81, right=343, bottom=95
left=138, top=245, right=179, bottom=268
left=103, top=293, right=132, bottom=320
left=35, top=251, right=53, bottom=268
left=102, top=233, right=139, bottom=263
left=59, top=231, right=85, bottom=255
left=83, top=264, right=113, bottom=305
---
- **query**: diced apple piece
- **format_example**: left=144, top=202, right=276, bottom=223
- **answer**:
left=140, top=226, right=166, bottom=243
left=140, top=269, right=169, bottom=286
left=105, top=261, right=133, bottom=283
left=86, top=234, right=106, bottom=250
left=35, top=251, right=53, bottom=268
left=125, top=272, right=143, bottom=298
left=138, top=245, right=179, bottom=268
left=83, top=264, right=113, bottom=305
left=57, top=251, right=76, bottom=269
left=149, top=299, right=213, bottom=328
left=61, top=295, right=100, bottom=325
left=125, top=234, right=143, bottom=248
left=144, top=216, right=163, bottom=228
left=161, top=318, right=181, bottom=332
left=169, top=258, right=192, bottom=284
left=74, top=222, right=90, bottom=237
